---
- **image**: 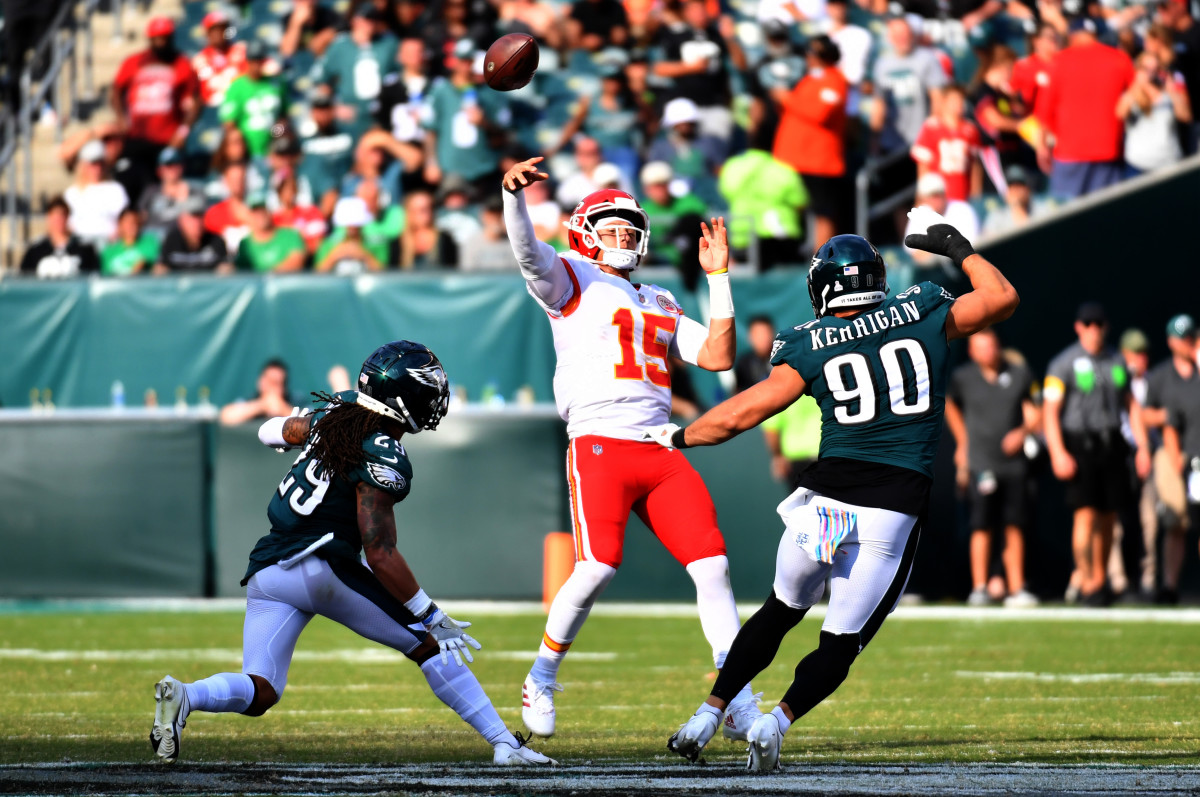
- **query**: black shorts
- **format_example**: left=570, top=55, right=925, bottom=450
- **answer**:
left=967, top=470, right=1030, bottom=532
left=799, top=173, right=851, bottom=220
left=1064, top=431, right=1132, bottom=512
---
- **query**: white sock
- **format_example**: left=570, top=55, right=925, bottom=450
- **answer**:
left=686, top=556, right=742, bottom=668
left=420, top=657, right=516, bottom=747
left=696, top=702, right=722, bottom=719
left=730, top=683, right=757, bottom=706
left=532, top=560, right=616, bottom=683
left=771, top=706, right=792, bottom=735
left=182, top=673, right=255, bottom=714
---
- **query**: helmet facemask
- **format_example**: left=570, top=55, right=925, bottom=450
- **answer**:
left=567, top=197, right=649, bottom=271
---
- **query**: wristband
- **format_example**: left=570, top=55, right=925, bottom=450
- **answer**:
left=671, top=427, right=690, bottom=449
left=257, top=416, right=288, bottom=448
left=404, top=589, right=433, bottom=620
left=706, top=272, right=734, bottom=319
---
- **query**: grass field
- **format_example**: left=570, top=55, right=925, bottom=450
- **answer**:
left=2, top=603, right=1199, bottom=794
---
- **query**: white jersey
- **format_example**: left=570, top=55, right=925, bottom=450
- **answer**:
left=534, top=255, right=692, bottom=441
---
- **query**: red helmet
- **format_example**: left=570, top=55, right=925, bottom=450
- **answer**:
left=566, top=189, right=650, bottom=270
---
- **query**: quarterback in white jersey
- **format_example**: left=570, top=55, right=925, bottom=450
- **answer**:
left=501, top=156, right=760, bottom=740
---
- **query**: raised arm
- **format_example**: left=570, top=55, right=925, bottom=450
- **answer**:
left=502, top=156, right=574, bottom=310
left=646, top=361, right=807, bottom=449
left=903, top=215, right=1019, bottom=340
left=672, top=217, right=735, bottom=371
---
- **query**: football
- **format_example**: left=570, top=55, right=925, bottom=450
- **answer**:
left=483, top=33, right=539, bottom=91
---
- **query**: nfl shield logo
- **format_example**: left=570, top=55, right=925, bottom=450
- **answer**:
left=593, top=444, right=603, bottom=455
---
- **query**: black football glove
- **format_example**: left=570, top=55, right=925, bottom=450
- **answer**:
left=904, top=224, right=976, bottom=268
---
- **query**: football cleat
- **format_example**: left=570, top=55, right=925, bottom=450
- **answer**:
left=667, top=708, right=720, bottom=763
left=746, top=713, right=784, bottom=773
left=149, top=675, right=190, bottom=762
left=722, top=691, right=764, bottom=742
left=521, top=674, right=563, bottom=737
left=493, top=731, right=558, bottom=766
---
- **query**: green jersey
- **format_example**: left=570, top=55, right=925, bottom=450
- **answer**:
left=220, top=74, right=288, bottom=157
left=100, top=234, right=160, bottom=276
left=242, top=393, right=413, bottom=585
left=236, top=227, right=307, bottom=272
left=315, top=204, right=404, bottom=267
left=770, top=281, right=955, bottom=479
left=422, top=79, right=511, bottom=181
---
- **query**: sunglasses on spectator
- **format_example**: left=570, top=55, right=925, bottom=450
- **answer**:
left=1079, top=320, right=1106, bottom=328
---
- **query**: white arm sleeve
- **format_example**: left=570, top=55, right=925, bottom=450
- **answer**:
left=670, top=315, right=709, bottom=366
left=258, top=416, right=288, bottom=448
left=503, top=188, right=574, bottom=311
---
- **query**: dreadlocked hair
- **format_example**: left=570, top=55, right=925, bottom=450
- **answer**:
left=306, top=391, right=387, bottom=481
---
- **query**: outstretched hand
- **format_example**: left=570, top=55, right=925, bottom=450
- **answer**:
left=503, top=156, right=550, bottom=193
left=698, top=216, right=729, bottom=275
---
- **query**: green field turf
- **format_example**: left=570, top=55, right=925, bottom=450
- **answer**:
left=2, top=608, right=1198, bottom=768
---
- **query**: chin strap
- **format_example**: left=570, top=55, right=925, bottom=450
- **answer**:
left=355, top=391, right=416, bottom=431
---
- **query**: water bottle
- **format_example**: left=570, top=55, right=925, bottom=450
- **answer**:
left=197, top=386, right=213, bottom=410
left=30, top=388, right=43, bottom=413
left=111, top=380, right=125, bottom=409
left=145, top=388, right=159, bottom=408
left=175, top=386, right=188, bottom=414
left=42, top=389, right=55, bottom=413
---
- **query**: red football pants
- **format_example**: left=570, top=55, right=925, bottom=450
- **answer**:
left=565, top=435, right=727, bottom=567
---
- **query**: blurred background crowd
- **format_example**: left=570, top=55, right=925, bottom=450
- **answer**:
left=7, top=0, right=1200, bottom=278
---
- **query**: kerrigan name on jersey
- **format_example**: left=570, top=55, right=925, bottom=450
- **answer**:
left=801, top=299, right=926, bottom=350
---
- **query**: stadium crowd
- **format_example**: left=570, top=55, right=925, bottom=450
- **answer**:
left=15, top=0, right=1200, bottom=278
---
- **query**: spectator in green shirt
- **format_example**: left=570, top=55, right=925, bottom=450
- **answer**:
left=638, top=160, right=707, bottom=288
left=220, top=42, right=288, bottom=158
left=313, top=5, right=397, bottom=134
left=101, top=207, right=160, bottom=276
left=235, top=194, right=307, bottom=272
left=422, top=39, right=512, bottom=189
left=315, top=182, right=403, bottom=269
left=316, top=197, right=385, bottom=273
left=717, top=133, right=808, bottom=270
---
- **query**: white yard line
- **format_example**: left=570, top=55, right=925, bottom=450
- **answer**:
left=0, top=648, right=617, bottom=663
left=954, top=670, right=1200, bottom=684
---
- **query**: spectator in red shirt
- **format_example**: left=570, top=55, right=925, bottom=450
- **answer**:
left=911, top=84, right=983, bottom=201
left=1012, top=23, right=1063, bottom=116
left=204, top=162, right=251, bottom=254
left=192, top=11, right=247, bottom=108
left=771, top=35, right=848, bottom=246
left=272, top=174, right=328, bottom=258
left=112, top=18, right=201, bottom=170
left=1038, top=16, right=1135, bottom=198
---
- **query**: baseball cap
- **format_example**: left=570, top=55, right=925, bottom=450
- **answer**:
left=1004, top=164, right=1030, bottom=186
left=1119, top=328, right=1149, bottom=353
left=146, top=16, right=175, bottom=38
left=916, top=172, right=947, bottom=197
left=310, top=88, right=335, bottom=108
left=1167, top=313, right=1196, bottom=339
left=436, top=173, right=473, bottom=202
left=79, top=139, right=106, bottom=163
left=1076, top=301, right=1107, bottom=324
left=762, top=18, right=790, bottom=40
left=333, top=196, right=374, bottom=228
left=202, top=10, right=230, bottom=29
left=662, top=97, right=700, bottom=127
left=181, top=193, right=208, bottom=216
left=1067, top=15, right=1101, bottom=34
left=158, top=147, right=183, bottom=166
left=592, top=163, right=622, bottom=188
left=640, top=161, right=673, bottom=186
left=246, top=191, right=268, bottom=209
left=244, top=40, right=269, bottom=60
left=451, top=38, right=475, bottom=60
left=353, top=3, right=384, bottom=20
left=270, top=135, right=301, bottom=155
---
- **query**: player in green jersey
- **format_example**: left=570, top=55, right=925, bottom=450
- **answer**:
left=650, top=216, right=1019, bottom=771
left=149, top=341, right=553, bottom=767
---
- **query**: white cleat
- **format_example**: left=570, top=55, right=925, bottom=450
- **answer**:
left=493, top=732, right=558, bottom=766
left=722, top=691, right=764, bottom=742
left=521, top=674, right=563, bottom=738
left=746, top=713, right=784, bottom=773
left=667, top=709, right=720, bottom=763
left=149, top=675, right=189, bottom=762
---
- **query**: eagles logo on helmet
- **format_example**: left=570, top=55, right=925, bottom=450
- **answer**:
left=357, top=341, right=451, bottom=433
left=806, top=235, right=889, bottom=318
left=566, top=189, right=650, bottom=270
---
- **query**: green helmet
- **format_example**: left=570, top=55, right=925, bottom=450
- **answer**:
left=807, top=234, right=889, bottom=318
left=357, top=340, right=449, bottom=433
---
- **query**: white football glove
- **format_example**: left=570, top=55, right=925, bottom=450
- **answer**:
left=643, top=423, right=682, bottom=449
left=424, top=609, right=482, bottom=666
left=272, top=406, right=312, bottom=453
